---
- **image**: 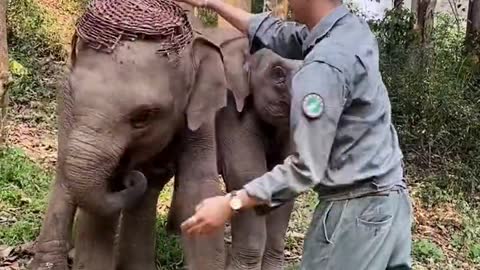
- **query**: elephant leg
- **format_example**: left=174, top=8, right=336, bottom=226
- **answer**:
left=72, top=209, right=119, bottom=270
left=30, top=176, right=76, bottom=270
left=115, top=187, right=162, bottom=270
left=262, top=142, right=295, bottom=270
left=262, top=201, right=294, bottom=270
left=218, top=101, right=268, bottom=270
left=167, top=121, right=226, bottom=270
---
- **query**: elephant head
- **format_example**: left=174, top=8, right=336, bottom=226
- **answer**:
left=61, top=33, right=228, bottom=217
left=246, top=49, right=302, bottom=127
left=221, top=43, right=302, bottom=127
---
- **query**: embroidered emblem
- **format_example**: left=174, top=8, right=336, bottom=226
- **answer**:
left=302, top=93, right=324, bottom=119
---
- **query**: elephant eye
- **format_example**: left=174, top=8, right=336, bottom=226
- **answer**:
left=271, top=65, right=287, bottom=85
left=130, top=109, right=160, bottom=129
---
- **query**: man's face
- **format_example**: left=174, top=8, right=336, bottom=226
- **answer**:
left=288, top=0, right=310, bottom=24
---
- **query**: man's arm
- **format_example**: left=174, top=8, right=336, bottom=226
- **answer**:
left=180, top=61, right=348, bottom=236
left=176, top=0, right=308, bottom=58
left=241, top=61, right=348, bottom=207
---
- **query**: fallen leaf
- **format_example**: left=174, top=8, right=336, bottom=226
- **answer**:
left=0, top=246, right=13, bottom=260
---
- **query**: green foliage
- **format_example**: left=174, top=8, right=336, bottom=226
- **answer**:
left=450, top=201, right=480, bottom=264
left=7, top=0, right=67, bottom=105
left=252, top=0, right=264, bottom=13
left=367, top=8, right=480, bottom=198
left=0, top=147, right=52, bottom=245
left=413, top=239, right=445, bottom=263
left=198, top=8, right=218, bottom=27
left=155, top=216, right=184, bottom=270
left=370, top=8, right=418, bottom=54
left=469, top=244, right=480, bottom=263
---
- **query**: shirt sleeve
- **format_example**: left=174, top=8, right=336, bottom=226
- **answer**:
left=247, top=12, right=308, bottom=60
left=243, top=61, right=348, bottom=207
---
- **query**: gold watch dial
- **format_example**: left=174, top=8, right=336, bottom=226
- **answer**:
left=230, top=197, right=242, bottom=210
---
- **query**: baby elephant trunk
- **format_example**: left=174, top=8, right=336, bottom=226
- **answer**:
left=62, top=129, right=147, bottom=217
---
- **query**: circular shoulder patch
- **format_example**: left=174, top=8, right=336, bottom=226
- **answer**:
left=302, top=93, right=324, bottom=119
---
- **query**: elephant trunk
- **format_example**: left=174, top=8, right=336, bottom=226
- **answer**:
left=63, top=128, right=147, bottom=217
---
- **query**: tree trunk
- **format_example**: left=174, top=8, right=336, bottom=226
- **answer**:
left=466, top=0, right=480, bottom=57
left=394, top=0, right=404, bottom=9
left=0, top=0, right=9, bottom=146
left=415, top=0, right=437, bottom=45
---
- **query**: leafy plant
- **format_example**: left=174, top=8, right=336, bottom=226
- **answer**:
left=413, top=239, right=445, bottom=263
left=469, top=244, right=480, bottom=263
left=7, top=0, right=66, bottom=105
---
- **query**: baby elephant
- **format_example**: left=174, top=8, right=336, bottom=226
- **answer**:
left=166, top=27, right=303, bottom=269
left=216, top=48, right=303, bottom=270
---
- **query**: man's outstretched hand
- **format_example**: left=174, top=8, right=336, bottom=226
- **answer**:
left=181, top=189, right=262, bottom=236
left=180, top=195, right=233, bottom=236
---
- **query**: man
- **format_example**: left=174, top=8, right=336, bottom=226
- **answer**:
left=178, top=0, right=413, bottom=268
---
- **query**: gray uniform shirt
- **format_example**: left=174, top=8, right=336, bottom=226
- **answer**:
left=243, top=5, right=406, bottom=207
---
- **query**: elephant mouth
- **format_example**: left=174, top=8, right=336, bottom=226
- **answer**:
left=108, top=153, right=134, bottom=192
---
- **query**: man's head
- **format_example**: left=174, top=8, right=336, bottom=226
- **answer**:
left=288, top=0, right=342, bottom=28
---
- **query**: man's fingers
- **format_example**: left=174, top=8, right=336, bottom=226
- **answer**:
left=186, top=220, right=209, bottom=235
left=181, top=215, right=199, bottom=231
left=195, top=202, right=204, bottom=212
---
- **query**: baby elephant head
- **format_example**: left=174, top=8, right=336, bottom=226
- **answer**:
left=218, top=36, right=302, bottom=128
left=245, top=49, right=302, bottom=127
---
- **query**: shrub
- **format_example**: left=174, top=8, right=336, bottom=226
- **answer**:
left=7, top=0, right=67, bottom=105
left=369, top=8, right=480, bottom=199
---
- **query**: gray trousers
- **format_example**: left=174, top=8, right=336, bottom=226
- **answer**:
left=300, top=188, right=413, bottom=270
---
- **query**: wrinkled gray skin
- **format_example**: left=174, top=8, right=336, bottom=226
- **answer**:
left=218, top=47, right=303, bottom=270
left=29, top=30, right=230, bottom=270
left=168, top=27, right=303, bottom=269
left=29, top=16, right=301, bottom=270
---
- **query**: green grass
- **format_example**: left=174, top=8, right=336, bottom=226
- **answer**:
left=0, top=147, right=52, bottom=245
left=155, top=215, right=184, bottom=270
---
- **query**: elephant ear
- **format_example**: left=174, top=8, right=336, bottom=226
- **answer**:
left=220, top=35, right=251, bottom=112
left=70, top=33, right=79, bottom=68
left=187, top=36, right=228, bottom=131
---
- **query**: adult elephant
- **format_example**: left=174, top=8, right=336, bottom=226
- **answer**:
left=29, top=4, right=231, bottom=270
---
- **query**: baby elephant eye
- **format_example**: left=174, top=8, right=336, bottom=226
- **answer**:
left=130, top=109, right=160, bottom=129
left=271, top=65, right=287, bottom=85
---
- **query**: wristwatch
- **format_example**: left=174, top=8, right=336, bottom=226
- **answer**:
left=227, top=190, right=243, bottom=213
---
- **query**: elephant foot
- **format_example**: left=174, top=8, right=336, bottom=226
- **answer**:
left=261, top=249, right=285, bottom=270
left=226, top=248, right=262, bottom=270
left=29, top=240, right=70, bottom=270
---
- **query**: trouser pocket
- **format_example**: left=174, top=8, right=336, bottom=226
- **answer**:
left=321, top=200, right=347, bottom=244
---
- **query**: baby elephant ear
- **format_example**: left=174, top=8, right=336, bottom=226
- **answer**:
left=221, top=38, right=251, bottom=112
left=187, top=36, right=228, bottom=131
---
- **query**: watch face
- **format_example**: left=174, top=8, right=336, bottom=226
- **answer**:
left=230, top=197, right=242, bottom=210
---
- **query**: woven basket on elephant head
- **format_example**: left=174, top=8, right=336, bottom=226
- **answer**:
left=75, top=0, right=194, bottom=56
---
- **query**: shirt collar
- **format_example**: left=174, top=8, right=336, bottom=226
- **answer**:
left=302, top=5, right=350, bottom=54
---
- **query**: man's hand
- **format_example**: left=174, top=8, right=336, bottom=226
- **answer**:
left=181, top=195, right=233, bottom=236
left=181, top=189, right=263, bottom=236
